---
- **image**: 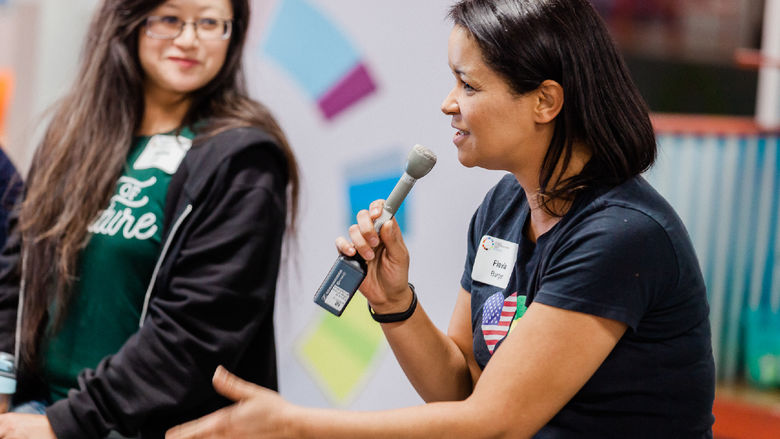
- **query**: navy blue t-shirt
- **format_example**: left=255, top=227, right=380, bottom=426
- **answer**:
left=461, top=174, right=715, bottom=438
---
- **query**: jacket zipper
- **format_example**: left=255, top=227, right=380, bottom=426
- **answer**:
left=14, top=251, right=27, bottom=369
left=139, top=203, right=193, bottom=327
left=12, top=204, right=195, bottom=365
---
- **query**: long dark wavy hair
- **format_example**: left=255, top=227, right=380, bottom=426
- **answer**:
left=449, top=0, right=656, bottom=213
left=18, top=0, right=299, bottom=372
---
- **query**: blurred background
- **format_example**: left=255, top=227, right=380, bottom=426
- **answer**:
left=0, top=0, right=778, bottom=437
left=594, top=0, right=764, bottom=115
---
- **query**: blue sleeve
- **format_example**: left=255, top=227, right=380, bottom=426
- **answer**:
left=534, top=206, right=678, bottom=331
left=0, top=148, right=22, bottom=256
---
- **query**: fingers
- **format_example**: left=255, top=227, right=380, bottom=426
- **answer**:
left=357, top=208, right=380, bottom=246
left=335, top=199, right=387, bottom=261
left=348, top=209, right=378, bottom=260
left=378, top=219, right=407, bottom=262
left=348, top=222, right=373, bottom=260
left=166, top=408, right=231, bottom=439
left=334, top=236, right=356, bottom=257
left=212, top=366, right=260, bottom=402
left=166, top=419, right=202, bottom=439
left=368, top=199, right=385, bottom=218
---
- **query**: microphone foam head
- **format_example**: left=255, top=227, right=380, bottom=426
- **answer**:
left=406, top=144, right=437, bottom=179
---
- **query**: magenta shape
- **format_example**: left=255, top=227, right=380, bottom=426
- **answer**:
left=317, top=63, right=377, bottom=120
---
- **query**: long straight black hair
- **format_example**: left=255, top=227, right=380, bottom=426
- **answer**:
left=449, top=0, right=656, bottom=212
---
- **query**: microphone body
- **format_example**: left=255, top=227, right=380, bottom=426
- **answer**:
left=314, top=145, right=436, bottom=316
left=373, top=172, right=415, bottom=234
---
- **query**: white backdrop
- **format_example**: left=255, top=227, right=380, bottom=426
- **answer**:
left=245, top=0, right=504, bottom=410
left=3, top=0, right=505, bottom=411
left=1, top=0, right=100, bottom=172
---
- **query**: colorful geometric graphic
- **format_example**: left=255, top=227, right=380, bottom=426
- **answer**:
left=345, top=149, right=409, bottom=233
left=297, top=293, right=385, bottom=405
left=482, top=292, right=517, bottom=354
left=0, top=69, right=13, bottom=138
left=261, top=0, right=377, bottom=120
left=481, top=236, right=495, bottom=251
left=296, top=149, right=412, bottom=405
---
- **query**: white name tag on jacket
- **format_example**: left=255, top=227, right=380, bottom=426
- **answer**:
left=133, top=134, right=192, bottom=174
left=471, top=235, right=518, bottom=289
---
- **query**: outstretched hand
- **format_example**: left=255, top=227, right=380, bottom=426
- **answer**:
left=335, top=200, right=413, bottom=314
left=166, top=367, right=293, bottom=439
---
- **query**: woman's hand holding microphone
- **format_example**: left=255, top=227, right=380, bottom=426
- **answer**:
left=335, top=199, right=415, bottom=316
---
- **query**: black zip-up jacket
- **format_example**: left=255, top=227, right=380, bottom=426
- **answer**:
left=0, top=127, right=288, bottom=438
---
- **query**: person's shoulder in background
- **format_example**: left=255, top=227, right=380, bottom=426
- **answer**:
left=0, top=146, right=23, bottom=252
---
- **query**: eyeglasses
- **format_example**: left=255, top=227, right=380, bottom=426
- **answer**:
left=144, top=15, right=233, bottom=41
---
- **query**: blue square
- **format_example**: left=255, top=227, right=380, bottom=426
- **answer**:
left=262, top=0, right=360, bottom=98
left=347, top=175, right=409, bottom=235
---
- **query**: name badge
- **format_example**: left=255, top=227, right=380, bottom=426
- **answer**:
left=471, top=235, right=518, bottom=289
left=133, top=134, right=192, bottom=174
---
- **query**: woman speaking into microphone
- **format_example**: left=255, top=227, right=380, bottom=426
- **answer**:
left=168, top=0, right=715, bottom=437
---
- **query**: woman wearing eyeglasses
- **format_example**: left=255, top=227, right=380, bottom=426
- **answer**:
left=0, top=0, right=298, bottom=438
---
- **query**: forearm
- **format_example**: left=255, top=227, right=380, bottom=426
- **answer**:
left=167, top=380, right=520, bottom=439
left=342, top=205, right=474, bottom=401
left=380, top=301, right=472, bottom=402
left=291, top=398, right=507, bottom=439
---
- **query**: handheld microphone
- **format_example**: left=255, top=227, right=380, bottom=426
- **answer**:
left=313, top=145, right=437, bottom=316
